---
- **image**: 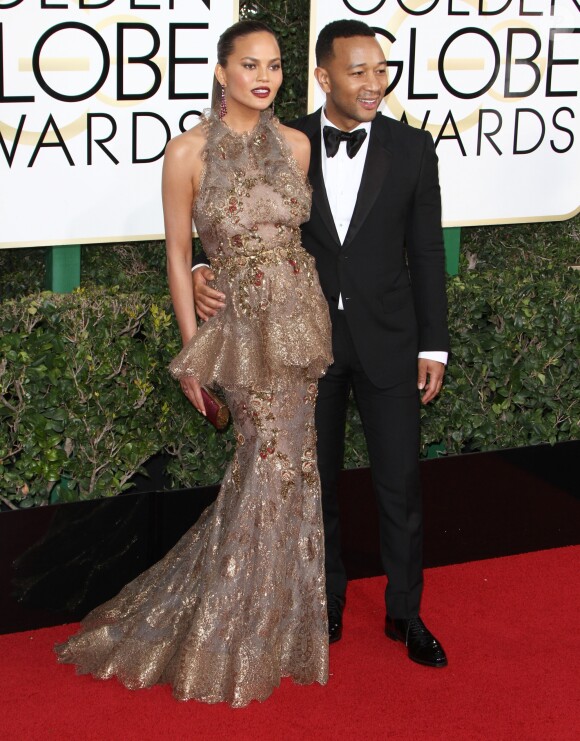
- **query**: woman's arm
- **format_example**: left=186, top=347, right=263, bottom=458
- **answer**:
left=162, top=129, right=207, bottom=414
left=162, top=131, right=203, bottom=345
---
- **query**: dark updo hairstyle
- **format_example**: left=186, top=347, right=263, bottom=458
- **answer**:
left=211, top=19, right=278, bottom=113
left=315, top=19, right=375, bottom=66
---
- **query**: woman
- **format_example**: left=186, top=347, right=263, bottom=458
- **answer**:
left=56, top=20, right=333, bottom=707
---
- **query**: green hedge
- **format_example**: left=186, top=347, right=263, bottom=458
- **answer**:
left=0, top=288, right=236, bottom=506
left=0, top=216, right=577, bottom=506
left=0, top=0, right=578, bottom=504
left=428, top=224, right=579, bottom=453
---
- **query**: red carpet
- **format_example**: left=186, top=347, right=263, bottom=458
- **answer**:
left=2, top=547, right=579, bottom=741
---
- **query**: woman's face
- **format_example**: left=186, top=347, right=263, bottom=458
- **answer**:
left=217, top=31, right=283, bottom=114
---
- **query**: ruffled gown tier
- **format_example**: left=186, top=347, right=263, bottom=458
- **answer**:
left=168, top=111, right=331, bottom=390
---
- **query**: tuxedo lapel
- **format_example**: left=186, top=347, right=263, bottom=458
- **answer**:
left=342, top=117, right=392, bottom=250
left=306, top=115, right=341, bottom=251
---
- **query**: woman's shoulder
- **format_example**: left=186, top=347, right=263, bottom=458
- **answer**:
left=276, top=122, right=310, bottom=173
left=164, top=121, right=207, bottom=164
left=277, top=123, right=310, bottom=154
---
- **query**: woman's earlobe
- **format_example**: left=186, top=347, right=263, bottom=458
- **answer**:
left=215, top=64, right=226, bottom=87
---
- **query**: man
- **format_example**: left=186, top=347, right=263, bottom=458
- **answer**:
left=193, top=19, right=449, bottom=668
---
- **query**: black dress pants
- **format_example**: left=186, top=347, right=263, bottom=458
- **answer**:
left=315, top=311, right=423, bottom=619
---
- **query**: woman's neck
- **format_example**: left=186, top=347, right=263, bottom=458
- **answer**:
left=221, top=100, right=263, bottom=134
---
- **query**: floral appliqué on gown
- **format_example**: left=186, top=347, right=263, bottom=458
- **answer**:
left=55, top=110, right=333, bottom=707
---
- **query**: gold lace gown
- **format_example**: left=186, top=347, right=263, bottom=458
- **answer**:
left=55, top=111, right=333, bottom=707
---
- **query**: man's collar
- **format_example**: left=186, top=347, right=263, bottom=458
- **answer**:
left=321, top=108, right=372, bottom=135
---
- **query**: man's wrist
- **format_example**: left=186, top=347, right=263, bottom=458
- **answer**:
left=191, top=263, right=210, bottom=273
left=418, top=351, right=448, bottom=365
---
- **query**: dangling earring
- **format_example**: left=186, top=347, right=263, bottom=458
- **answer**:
left=219, top=85, right=227, bottom=120
left=270, top=100, right=275, bottom=119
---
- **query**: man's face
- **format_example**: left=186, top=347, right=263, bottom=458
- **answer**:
left=315, top=35, right=388, bottom=131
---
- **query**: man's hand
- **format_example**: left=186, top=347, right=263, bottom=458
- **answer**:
left=417, top=358, right=445, bottom=405
left=192, top=266, right=226, bottom=321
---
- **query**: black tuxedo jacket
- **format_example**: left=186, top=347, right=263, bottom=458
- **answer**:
left=289, top=110, right=449, bottom=389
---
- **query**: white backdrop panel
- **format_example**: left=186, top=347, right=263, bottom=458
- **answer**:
left=0, top=0, right=238, bottom=248
left=310, top=0, right=580, bottom=226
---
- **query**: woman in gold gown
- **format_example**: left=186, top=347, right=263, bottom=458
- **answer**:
left=55, top=20, right=332, bottom=707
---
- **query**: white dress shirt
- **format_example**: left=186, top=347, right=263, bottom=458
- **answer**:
left=320, top=109, right=447, bottom=366
left=321, top=109, right=371, bottom=247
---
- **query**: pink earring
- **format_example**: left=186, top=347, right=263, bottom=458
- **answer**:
left=220, top=85, right=227, bottom=120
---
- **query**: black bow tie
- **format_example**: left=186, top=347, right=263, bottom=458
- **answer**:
left=323, top=125, right=367, bottom=159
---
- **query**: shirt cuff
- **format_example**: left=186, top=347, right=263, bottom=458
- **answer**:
left=191, top=263, right=210, bottom=272
left=418, top=351, right=448, bottom=365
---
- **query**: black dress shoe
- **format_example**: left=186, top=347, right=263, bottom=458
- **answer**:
left=327, top=594, right=345, bottom=644
left=385, top=615, right=448, bottom=668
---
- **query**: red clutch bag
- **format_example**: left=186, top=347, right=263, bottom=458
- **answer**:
left=201, top=387, right=230, bottom=430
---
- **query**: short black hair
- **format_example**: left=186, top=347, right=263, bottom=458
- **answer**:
left=315, top=19, right=376, bottom=66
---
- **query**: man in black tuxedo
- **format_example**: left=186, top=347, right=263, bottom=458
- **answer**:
left=193, top=19, right=449, bottom=668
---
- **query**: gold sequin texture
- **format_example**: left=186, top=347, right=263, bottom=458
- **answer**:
left=55, top=110, right=333, bottom=708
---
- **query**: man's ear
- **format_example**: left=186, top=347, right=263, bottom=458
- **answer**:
left=314, top=66, right=331, bottom=93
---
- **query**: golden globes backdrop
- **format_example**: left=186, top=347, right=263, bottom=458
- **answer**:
left=310, top=0, right=580, bottom=226
left=0, top=0, right=238, bottom=248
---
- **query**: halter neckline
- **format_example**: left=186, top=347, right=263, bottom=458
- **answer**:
left=217, top=110, right=271, bottom=138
